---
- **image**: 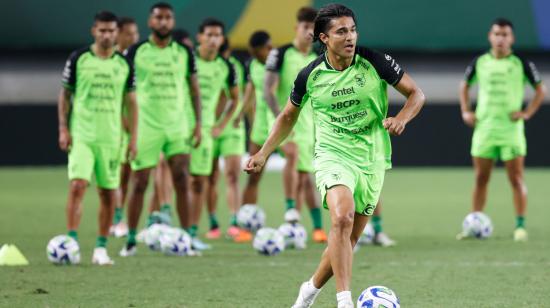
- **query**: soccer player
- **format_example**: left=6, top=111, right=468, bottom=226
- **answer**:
left=173, top=28, right=194, bottom=48
left=205, top=37, right=246, bottom=239
left=245, top=4, right=425, bottom=307
left=262, top=7, right=328, bottom=241
left=120, top=2, right=202, bottom=257
left=110, top=16, right=140, bottom=238
left=458, top=18, right=546, bottom=242
left=188, top=18, right=239, bottom=249
left=58, top=11, right=137, bottom=265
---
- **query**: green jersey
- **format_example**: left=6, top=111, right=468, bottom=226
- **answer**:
left=465, top=52, right=541, bottom=144
left=290, top=47, right=404, bottom=173
left=192, top=52, right=237, bottom=130
left=62, top=46, right=134, bottom=145
left=248, top=58, right=274, bottom=125
left=219, top=56, right=245, bottom=136
left=125, top=38, right=195, bottom=134
left=266, top=44, right=317, bottom=142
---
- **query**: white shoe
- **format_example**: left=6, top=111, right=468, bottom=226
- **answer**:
left=113, top=222, right=128, bottom=238
left=191, top=237, right=212, bottom=251
left=92, top=247, right=114, bottom=265
left=514, top=228, right=528, bottom=242
left=291, top=281, right=320, bottom=308
left=373, top=232, right=396, bottom=247
left=119, top=244, right=137, bottom=257
left=284, top=208, right=301, bottom=223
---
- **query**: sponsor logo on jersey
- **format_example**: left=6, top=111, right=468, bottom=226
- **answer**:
left=331, top=86, right=355, bottom=97
left=312, top=70, right=322, bottom=81
left=331, top=99, right=361, bottom=110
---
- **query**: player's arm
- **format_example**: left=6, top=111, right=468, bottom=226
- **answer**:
left=511, top=59, right=547, bottom=121
left=212, top=85, right=239, bottom=137
left=237, top=81, right=256, bottom=128
left=57, top=88, right=72, bottom=151
left=263, top=48, right=284, bottom=116
left=459, top=57, right=478, bottom=127
left=188, top=73, right=202, bottom=147
left=386, top=73, right=426, bottom=136
left=123, top=92, right=138, bottom=160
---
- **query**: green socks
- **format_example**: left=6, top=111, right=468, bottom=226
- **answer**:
left=310, top=208, right=323, bottom=229
left=285, top=198, right=296, bottom=210
left=160, top=203, right=171, bottom=215
left=516, top=216, right=525, bottom=228
left=128, top=229, right=137, bottom=245
left=68, top=230, right=78, bottom=241
left=209, top=213, right=219, bottom=230
left=113, top=207, right=123, bottom=225
left=187, top=225, right=198, bottom=238
left=230, top=214, right=238, bottom=227
left=96, top=236, right=107, bottom=248
left=372, top=215, right=382, bottom=234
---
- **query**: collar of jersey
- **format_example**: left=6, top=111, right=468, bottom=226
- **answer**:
left=323, top=50, right=356, bottom=72
left=148, top=35, right=173, bottom=48
left=89, top=44, right=116, bottom=59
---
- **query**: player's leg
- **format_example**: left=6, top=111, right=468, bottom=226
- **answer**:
left=223, top=155, right=241, bottom=236
left=147, top=157, right=173, bottom=226
left=205, top=158, right=221, bottom=238
left=123, top=167, right=152, bottom=252
left=504, top=156, right=528, bottom=241
left=110, top=162, right=131, bottom=237
left=189, top=174, right=211, bottom=249
left=371, top=201, right=396, bottom=247
left=94, top=187, right=117, bottom=265
left=472, top=157, right=494, bottom=212
left=242, top=142, right=266, bottom=204
left=167, top=154, right=192, bottom=229
left=298, top=171, right=327, bottom=243
left=280, top=141, right=299, bottom=222
left=66, top=179, right=88, bottom=241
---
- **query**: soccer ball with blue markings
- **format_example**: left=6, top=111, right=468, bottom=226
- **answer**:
left=144, top=223, right=173, bottom=251
left=462, top=212, right=493, bottom=239
left=46, top=235, right=81, bottom=265
left=253, top=228, right=285, bottom=256
left=278, top=222, right=307, bottom=249
left=357, top=286, right=400, bottom=308
left=159, top=228, right=193, bottom=256
left=237, top=204, right=266, bottom=232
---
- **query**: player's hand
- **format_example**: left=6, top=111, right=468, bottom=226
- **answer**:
left=244, top=152, right=267, bottom=174
left=58, top=127, right=72, bottom=152
left=127, top=139, right=137, bottom=161
left=232, top=116, right=241, bottom=128
left=211, top=126, right=222, bottom=138
left=510, top=111, right=528, bottom=121
left=193, top=125, right=202, bottom=148
left=383, top=117, right=406, bottom=136
left=461, top=111, right=476, bottom=127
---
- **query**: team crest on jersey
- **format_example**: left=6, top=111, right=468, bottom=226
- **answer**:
left=113, top=67, right=120, bottom=75
left=355, top=73, right=366, bottom=87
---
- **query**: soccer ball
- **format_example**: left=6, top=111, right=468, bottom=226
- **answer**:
left=144, top=223, right=172, bottom=251
left=46, top=235, right=81, bottom=265
left=358, top=223, right=375, bottom=245
left=159, top=228, right=193, bottom=256
left=278, top=222, right=307, bottom=249
left=357, top=286, right=400, bottom=308
left=237, top=204, right=266, bottom=232
left=462, top=212, right=493, bottom=239
left=253, top=228, right=285, bottom=256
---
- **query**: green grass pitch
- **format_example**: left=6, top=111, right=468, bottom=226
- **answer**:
left=1, top=167, right=549, bottom=307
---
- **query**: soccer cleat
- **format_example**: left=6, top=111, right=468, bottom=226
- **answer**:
left=92, top=247, right=114, bottom=265
left=373, top=232, right=396, bottom=247
left=312, top=229, right=328, bottom=243
left=284, top=208, right=301, bottom=223
left=113, top=222, right=128, bottom=238
left=291, top=281, right=320, bottom=308
left=233, top=229, right=253, bottom=243
left=226, top=226, right=240, bottom=238
left=205, top=228, right=221, bottom=239
left=191, top=237, right=211, bottom=251
left=513, top=228, right=528, bottom=242
left=119, top=244, right=137, bottom=257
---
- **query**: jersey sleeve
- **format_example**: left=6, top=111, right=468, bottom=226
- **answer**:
left=265, top=46, right=286, bottom=73
left=519, top=57, right=542, bottom=88
left=61, top=51, right=79, bottom=90
left=224, top=58, right=238, bottom=88
left=182, top=44, right=197, bottom=76
left=244, top=59, right=251, bottom=83
left=464, top=56, right=478, bottom=85
left=121, top=54, right=136, bottom=92
left=290, top=67, right=311, bottom=107
left=357, top=47, right=404, bottom=86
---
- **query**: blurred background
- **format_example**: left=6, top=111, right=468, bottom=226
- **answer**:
left=1, top=0, right=549, bottom=166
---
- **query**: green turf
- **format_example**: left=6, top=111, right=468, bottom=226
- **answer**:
left=1, top=167, right=549, bottom=307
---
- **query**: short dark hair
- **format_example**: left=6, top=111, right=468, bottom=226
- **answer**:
left=249, top=30, right=270, bottom=48
left=117, top=17, right=136, bottom=29
left=220, top=36, right=230, bottom=54
left=198, top=18, right=225, bottom=34
left=297, top=7, right=317, bottom=23
left=94, top=11, right=118, bottom=23
left=172, top=28, right=191, bottom=42
left=313, top=4, right=356, bottom=43
left=492, top=17, right=514, bottom=30
left=150, top=2, right=173, bottom=13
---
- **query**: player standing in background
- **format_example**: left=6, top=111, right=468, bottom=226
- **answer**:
left=245, top=4, right=425, bottom=306
left=187, top=18, right=239, bottom=249
left=120, top=2, right=202, bottom=256
left=205, top=37, right=246, bottom=240
left=110, top=16, right=140, bottom=238
left=458, top=18, right=546, bottom=242
left=58, top=11, right=138, bottom=265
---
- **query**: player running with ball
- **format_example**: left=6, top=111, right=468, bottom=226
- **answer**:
left=245, top=4, right=425, bottom=307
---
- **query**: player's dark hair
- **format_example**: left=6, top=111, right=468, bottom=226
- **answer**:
left=492, top=17, right=514, bottom=30
left=172, top=28, right=191, bottom=42
left=220, top=36, right=230, bottom=54
left=199, top=18, right=225, bottom=34
left=94, top=11, right=118, bottom=23
left=117, top=17, right=136, bottom=29
left=297, top=7, right=317, bottom=23
left=313, top=3, right=356, bottom=44
left=150, top=2, right=173, bottom=13
left=249, top=30, right=270, bottom=48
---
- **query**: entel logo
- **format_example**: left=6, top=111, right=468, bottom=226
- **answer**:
left=331, top=86, right=355, bottom=97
